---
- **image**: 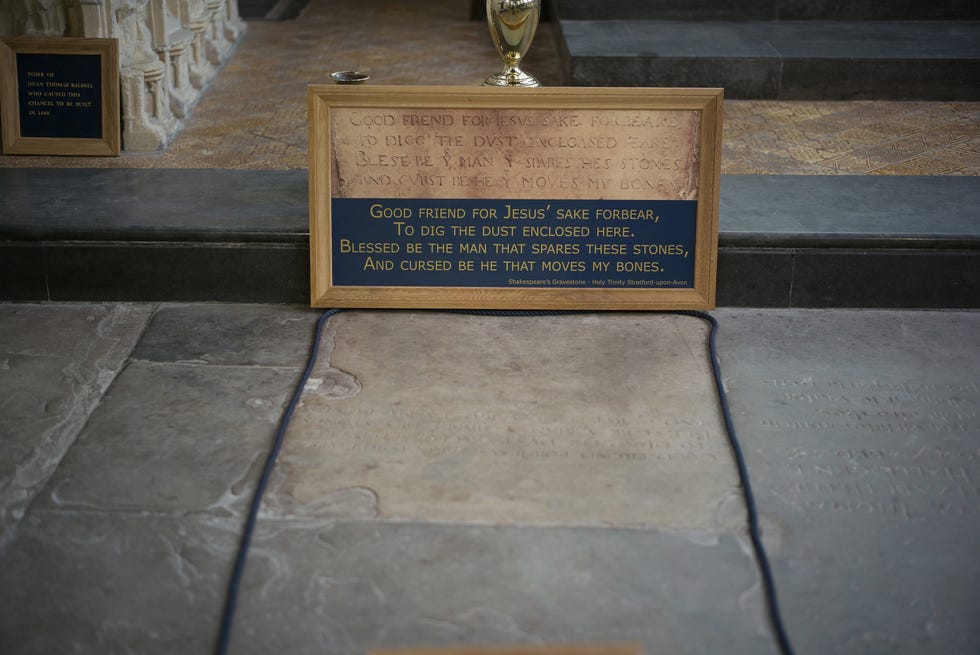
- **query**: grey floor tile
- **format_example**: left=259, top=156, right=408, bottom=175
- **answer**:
left=132, top=303, right=322, bottom=366
left=0, top=303, right=154, bottom=544
left=6, top=305, right=978, bottom=655
left=714, top=308, right=980, bottom=655
left=0, top=513, right=771, bottom=655
left=231, top=521, right=774, bottom=655
left=32, top=361, right=302, bottom=515
left=0, top=510, right=238, bottom=655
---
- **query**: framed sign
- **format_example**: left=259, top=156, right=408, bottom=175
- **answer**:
left=1, top=37, right=120, bottom=156
left=309, top=86, right=722, bottom=310
left=370, top=645, right=643, bottom=655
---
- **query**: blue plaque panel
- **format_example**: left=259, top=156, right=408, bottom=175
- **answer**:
left=16, top=52, right=102, bottom=139
left=331, top=198, right=697, bottom=289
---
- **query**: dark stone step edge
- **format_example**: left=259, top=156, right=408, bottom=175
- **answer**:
left=557, top=20, right=980, bottom=99
left=3, top=240, right=977, bottom=308
left=550, top=0, right=980, bottom=21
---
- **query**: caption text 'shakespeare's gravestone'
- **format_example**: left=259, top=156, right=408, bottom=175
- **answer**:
left=309, top=86, right=722, bottom=310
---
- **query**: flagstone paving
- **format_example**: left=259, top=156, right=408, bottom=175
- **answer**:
left=1, top=304, right=977, bottom=654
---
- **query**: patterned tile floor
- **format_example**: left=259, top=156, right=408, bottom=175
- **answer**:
left=1, top=0, right=978, bottom=174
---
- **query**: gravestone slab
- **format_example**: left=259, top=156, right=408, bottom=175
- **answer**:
left=267, top=312, right=741, bottom=531
left=715, top=308, right=980, bottom=655
left=0, top=303, right=153, bottom=544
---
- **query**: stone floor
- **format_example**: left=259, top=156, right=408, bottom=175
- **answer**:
left=0, top=0, right=978, bottom=174
left=1, top=303, right=978, bottom=654
left=1, top=1, right=979, bottom=653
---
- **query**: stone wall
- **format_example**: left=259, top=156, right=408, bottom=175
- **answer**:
left=0, top=0, right=245, bottom=150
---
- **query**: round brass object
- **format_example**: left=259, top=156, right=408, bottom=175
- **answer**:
left=331, top=71, right=370, bottom=84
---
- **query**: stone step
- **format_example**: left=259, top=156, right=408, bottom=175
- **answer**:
left=238, top=0, right=310, bottom=21
left=1, top=168, right=977, bottom=308
left=558, top=20, right=980, bottom=99
left=552, top=0, right=980, bottom=21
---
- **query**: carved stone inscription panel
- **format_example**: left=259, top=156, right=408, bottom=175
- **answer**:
left=330, top=107, right=701, bottom=201
left=268, top=312, right=737, bottom=531
left=716, top=308, right=980, bottom=655
left=761, top=376, right=978, bottom=523
left=719, top=309, right=980, bottom=526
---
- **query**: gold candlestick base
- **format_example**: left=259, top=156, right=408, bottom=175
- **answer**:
left=483, top=67, right=540, bottom=88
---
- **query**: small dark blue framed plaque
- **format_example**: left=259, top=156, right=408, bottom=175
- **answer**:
left=1, top=37, right=120, bottom=156
left=309, top=86, right=722, bottom=310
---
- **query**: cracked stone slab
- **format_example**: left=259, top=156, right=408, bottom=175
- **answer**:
left=27, top=304, right=330, bottom=517
left=268, top=312, right=741, bottom=531
left=132, top=303, right=322, bottom=366
left=0, top=303, right=154, bottom=544
left=715, top=308, right=980, bottom=655
left=0, top=510, right=238, bottom=654
left=31, top=361, right=302, bottom=515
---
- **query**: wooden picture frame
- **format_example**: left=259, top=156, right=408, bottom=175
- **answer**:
left=309, top=85, right=722, bottom=310
left=370, top=645, right=644, bottom=655
left=1, top=37, right=120, bottom=156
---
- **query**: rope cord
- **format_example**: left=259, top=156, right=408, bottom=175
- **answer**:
left=214, top=309, right=794, bottom=655
left=680, top=310, right=796, bottom=655
left=214, top=307, right=345, bottom=655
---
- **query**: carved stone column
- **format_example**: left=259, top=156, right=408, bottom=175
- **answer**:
left=223, top=0, right=244, bottom=42
left=162, top=35, right=197, bottom=117
left=113, top=0, right=179, bottom=148
left=204, top=0, right=230, bottom=64
left=75, top=0, right=111, bottom=37
left=120, top=60, right=176, bottom=149
left=182, top=0, right=216, bottom=88
left=147, top=0, right=197, bottom=118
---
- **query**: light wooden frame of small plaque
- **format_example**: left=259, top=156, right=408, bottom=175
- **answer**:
left=369, top=644, right=644, bottom=655
left=0, top=37, right=120, bottom=156
left=309, top=85, right=722, bottom=310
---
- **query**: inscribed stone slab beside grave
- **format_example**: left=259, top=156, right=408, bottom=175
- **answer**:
left=715, top=308, right=980, bottom=655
